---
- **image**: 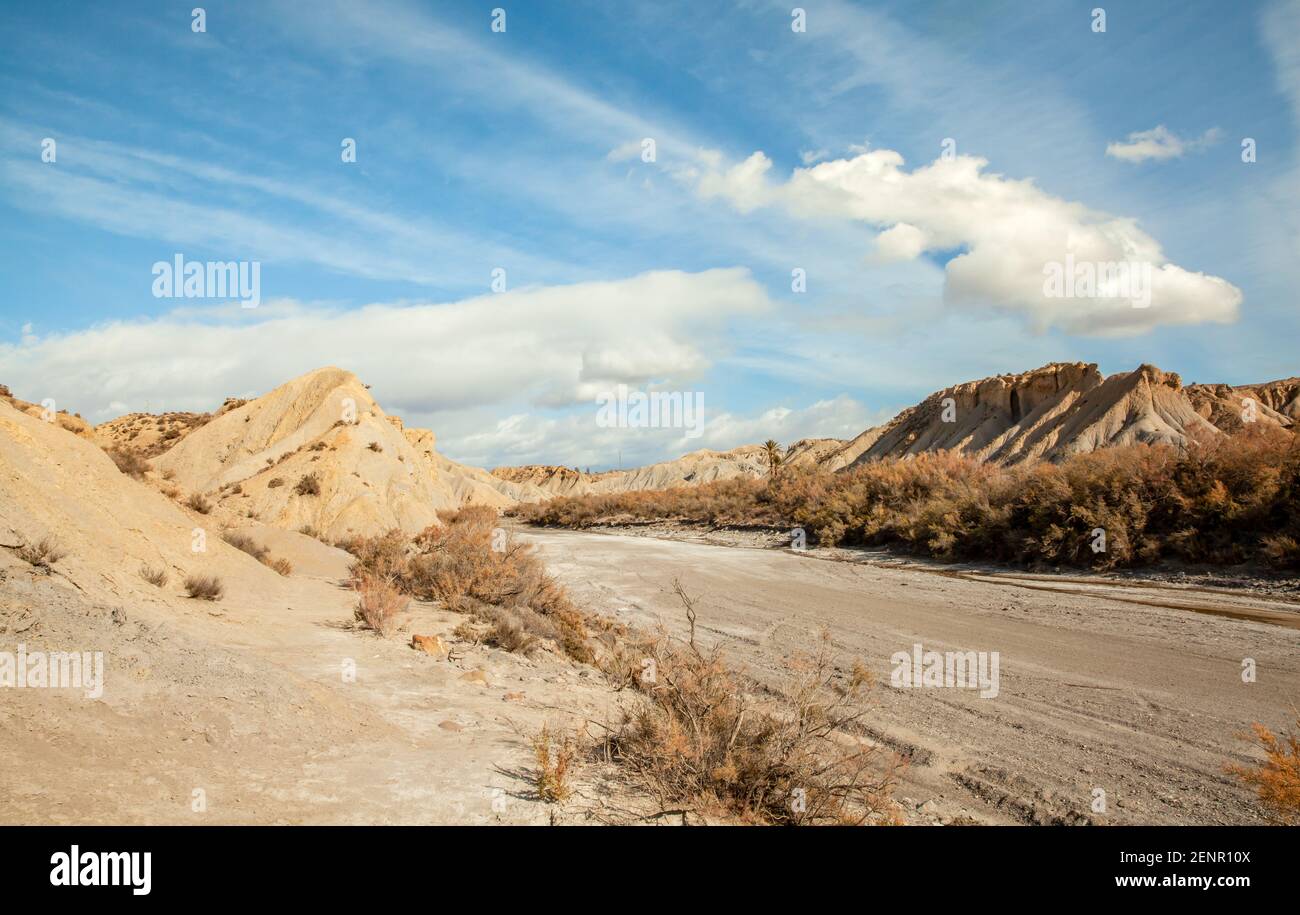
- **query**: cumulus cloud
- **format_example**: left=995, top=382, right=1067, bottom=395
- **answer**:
left=679, top=147, right=1241, bottom=335
left=1105, top=125, right=1222, bottom=163
left=0, top=268, right=771, bottom=432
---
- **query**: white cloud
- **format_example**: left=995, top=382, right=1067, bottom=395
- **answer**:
left=1105, top=125, right=1222, bottom=163
left=680, top=147, right=1241, bottom=336
left=0, top=268, right=771, bottom=435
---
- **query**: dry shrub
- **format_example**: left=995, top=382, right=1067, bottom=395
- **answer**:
left=295, top=472, right=321, bottom=496
left=223, top=531, right=269, bottom=562
left=602, top=581, right=897, bottom=825
left=407, top=507, right=593, bottom=661
left=186, top=492, right=212, bottom=515
left=139, top=563, right=168, bottom=587
left=342, top=528, right=410, bottom=581
left=533, top=724, right=576, bottom=803
left=353, top=573, right=408, bottom=636
left=184, top=574, right=224, bottom=600
left=107, top=447, right=151, bottom=479
left=337, top=509, right=596, bottom=662
left=16, top=535, right=66, bottom=569
left=367, top=441, right=383, bottom=452
left=269, top=557, right=293, bottom=577
left=1229, top=718, right=1300, bottom=824
left=267, top=477, right=284, bottom=488
left=516, top=429, right=1300, bottom=571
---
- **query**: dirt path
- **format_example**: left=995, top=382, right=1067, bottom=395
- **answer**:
left=523, top=528, right=1300, bottom=825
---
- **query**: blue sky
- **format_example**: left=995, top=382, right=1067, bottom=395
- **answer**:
left=1, top=0, right=1297, bottom=469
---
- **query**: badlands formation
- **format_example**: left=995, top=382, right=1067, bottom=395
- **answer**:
left=6, top=361, right=1290, bottom=546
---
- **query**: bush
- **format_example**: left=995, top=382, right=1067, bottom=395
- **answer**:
left=15, top=535, right=66, bottom=569
left=353, top=573, right=408, bottom=636
left=108, top=448, right=151, bottom=479
left=367, top=442, right=383, bottom=452
left=1229, top=719, right=1300, bottom=824
left=139, top=563, right=168, bottom=587
left=337, top=509, right=599, bottom=662
left=516, top=429, right=1300, bottom=571
left=222, top=531, right=268, bottom=562
left=601, top=581, right=898, bottom=825
left=186, top=493, right=212, bottom=515
left=269, top=557, right=293, bottom=577
left=295, top=473, right=321, bottom=496
left=184, top=574, right=224, bottom=600
left=532, top=724, right=576, bottom=803
left=267, top=477, right=284, bottom=488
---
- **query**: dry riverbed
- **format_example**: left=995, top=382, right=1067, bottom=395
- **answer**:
left=522, top=526, right=1300, bottom=825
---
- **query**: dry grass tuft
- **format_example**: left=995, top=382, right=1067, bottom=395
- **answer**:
left=1229, top=718, right=1300, bottom=824
left=139, top=563, right=168, bottom=587
left=15, top=535, right=67, bottom=569
left=186, top=492, right=212, bottom=515
left=183, top=574, right=224, bottom=601
left=269, top=557, right=293, bottom=577
left=223, top=531, right=268, bottom=562
left=295, top=472, right=321, bottom=496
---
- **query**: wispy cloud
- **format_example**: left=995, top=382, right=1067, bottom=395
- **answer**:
left=1105, top=125, right=1222, bottom=163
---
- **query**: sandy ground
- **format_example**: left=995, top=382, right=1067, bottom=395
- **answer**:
left=0, top=545, right=618, bottom=825
left=523, top=527, right=1300, bottom=825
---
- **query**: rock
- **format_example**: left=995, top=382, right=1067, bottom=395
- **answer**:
left=503, top=691, right=525, bottom=702
left=410, top=634, right=448, bottom=657
left=437, top=720, right=463, bottom=732
left=459, top=669, right=489, bottom=686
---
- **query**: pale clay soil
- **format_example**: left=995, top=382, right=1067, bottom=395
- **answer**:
left=2, top=523, right=1297, bottom=826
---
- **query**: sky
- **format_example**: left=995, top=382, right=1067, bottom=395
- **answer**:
left=1, top=0, right=1297, bottom=470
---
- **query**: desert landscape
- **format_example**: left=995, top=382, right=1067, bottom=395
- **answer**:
left=2, top=362, right=1297, bottom=826
left=2, top=2, right=1299, bottom=869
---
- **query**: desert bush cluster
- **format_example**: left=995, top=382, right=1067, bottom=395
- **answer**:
left=598, top=582, right=898, bottom=825
left=516, top=428, right=1300, bottom=571
left=338, top=506, right=603, bottom=660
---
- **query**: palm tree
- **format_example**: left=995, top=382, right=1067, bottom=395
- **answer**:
left=763, top=439, right=783, bottom=477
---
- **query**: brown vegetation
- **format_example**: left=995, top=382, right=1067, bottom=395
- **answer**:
left=107, top=447, right=151, bottom=479
left=139, top=563, right=168, bottom=587
left=15, top=535, right=66, bottom=569
left=186, top=492, right=212, bottom=514
left=515, top=428, right=1300, bottom=571
left=183, top=574, right=224, bottom=600
left=1229, top=718, right=1300, bottom=824
left=532, top=724, right=577, bottom=803
left=599, top=582, right=898, bottom=825
left=353, top=573, right=408, bottom=636
left=295, top=472, right=321, bottom=496
left=339, top=507, right=601, bottom=662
